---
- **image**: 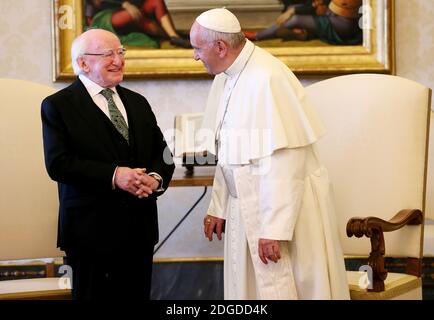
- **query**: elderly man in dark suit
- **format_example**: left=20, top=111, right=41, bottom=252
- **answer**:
left=41, top=28, right=174, bottom=300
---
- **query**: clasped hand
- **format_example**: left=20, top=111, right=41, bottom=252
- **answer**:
left=114, top=167, right=159, bottom=198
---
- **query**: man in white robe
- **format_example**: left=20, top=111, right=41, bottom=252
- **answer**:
left=190, top=8, right=350, bottom=300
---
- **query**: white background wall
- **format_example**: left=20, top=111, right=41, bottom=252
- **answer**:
left=0, top=0, right=433, bottom=258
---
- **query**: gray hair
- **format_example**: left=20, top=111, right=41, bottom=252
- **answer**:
left=70, top=33, right=88, bottom=75
left=199, top=27, right=245, bottom=49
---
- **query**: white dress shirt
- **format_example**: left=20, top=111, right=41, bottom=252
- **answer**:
left=79, top=74, right=129, bottom=125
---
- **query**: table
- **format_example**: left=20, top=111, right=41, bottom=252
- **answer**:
left=169, top=166, right=215, bottom=187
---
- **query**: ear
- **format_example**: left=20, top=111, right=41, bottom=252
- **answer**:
left=78, top=56, right=90, bottom=73
left=214, top=40, right=228, bottom=58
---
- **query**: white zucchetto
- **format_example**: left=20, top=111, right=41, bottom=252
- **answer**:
left=195, top=8, right=241, bottom=33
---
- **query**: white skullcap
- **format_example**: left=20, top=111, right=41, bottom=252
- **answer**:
left=196, top=8, right=241, bottom=33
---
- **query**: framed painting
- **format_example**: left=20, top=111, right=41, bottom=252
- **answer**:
left=52, top=0, right=394, bottom=80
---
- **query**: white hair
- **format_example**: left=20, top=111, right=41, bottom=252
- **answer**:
left=199, top=26, right=245, bottom=49
left=70, top=32, right=88, bottom=75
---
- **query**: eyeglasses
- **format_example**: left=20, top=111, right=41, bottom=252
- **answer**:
left=83, top=47, right=127, bottom=58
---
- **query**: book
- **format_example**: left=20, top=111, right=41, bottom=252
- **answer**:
left=173, top=113, right=216, bottom=167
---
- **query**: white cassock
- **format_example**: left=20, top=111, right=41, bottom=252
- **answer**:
left=201, top=40, right=350, bottom=300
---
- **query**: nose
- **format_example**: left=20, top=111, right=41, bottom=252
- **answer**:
left=113, top=53, right=124, bottom=65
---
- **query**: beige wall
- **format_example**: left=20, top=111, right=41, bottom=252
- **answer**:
left=1, top=0, right=433, bottom=258
left=1, top=0, right=433, bottom=130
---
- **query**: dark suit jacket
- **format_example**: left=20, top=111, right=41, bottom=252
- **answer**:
left=41, top=78, right=175, bottom=255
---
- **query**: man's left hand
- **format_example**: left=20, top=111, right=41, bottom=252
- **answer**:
left=134, top=168, right=159, bottom=198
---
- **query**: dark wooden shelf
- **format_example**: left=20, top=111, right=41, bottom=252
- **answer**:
left=169, top=166, right=215, bottom=187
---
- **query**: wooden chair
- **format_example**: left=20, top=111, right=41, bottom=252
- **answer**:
left=305, top=74, right=432, bottom=299
left=0, top=79, right=71, bottom=299
left=424, top=111, right=434, bottom=259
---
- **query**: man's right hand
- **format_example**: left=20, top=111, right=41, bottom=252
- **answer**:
left=203, top=215, right=225, bottom=241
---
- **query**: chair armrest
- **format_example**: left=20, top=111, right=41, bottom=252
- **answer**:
left=346, top=209, right=423, bottom=292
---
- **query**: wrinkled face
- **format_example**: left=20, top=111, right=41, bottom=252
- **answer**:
left=190, top=22, right=221, bottom=75
left=79, top=31, right=125, bottom=88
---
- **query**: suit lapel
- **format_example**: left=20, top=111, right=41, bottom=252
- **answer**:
left=68, top=79, right=120, bottom=158
left=116, top=85, right=143, bottom=153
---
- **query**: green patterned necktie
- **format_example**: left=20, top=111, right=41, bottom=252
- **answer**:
left=100, top=88, right=129, bottom=143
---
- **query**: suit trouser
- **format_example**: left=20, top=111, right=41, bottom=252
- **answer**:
left=65, top=245, right=154, bottom=300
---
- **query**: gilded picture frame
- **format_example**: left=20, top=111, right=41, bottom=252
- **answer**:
left=52, top=0, right=394, bottom=80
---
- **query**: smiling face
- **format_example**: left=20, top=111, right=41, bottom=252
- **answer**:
left=78, top=30, right=125, bottom=88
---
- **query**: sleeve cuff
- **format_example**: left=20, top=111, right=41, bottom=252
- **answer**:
left=112, top=166, right=119, bottom=190
left=148, top=172, right=165, bottom=192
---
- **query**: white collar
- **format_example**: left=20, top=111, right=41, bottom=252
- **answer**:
left=78, top=74, right=118, bottom=98
left=224, top=39, right=255, bottom=78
